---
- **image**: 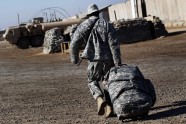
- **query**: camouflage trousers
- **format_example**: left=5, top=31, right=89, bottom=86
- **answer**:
left=87, top=59, right=114, bottom=105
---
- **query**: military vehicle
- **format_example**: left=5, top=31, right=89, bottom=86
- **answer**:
left=3, top=17, right=83, bottom=49
left=0, top=29, right=5, bottom=41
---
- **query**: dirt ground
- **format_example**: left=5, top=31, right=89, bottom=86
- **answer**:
left=0, top=28, right=186, bottom=124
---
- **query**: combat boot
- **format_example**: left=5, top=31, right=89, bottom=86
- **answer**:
left=97, top=96, right=106, bottom=115
left=104, top=105, right=114, bottom=118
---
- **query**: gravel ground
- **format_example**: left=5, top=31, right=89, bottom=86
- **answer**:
left=0, top=28, right=186, bottom=124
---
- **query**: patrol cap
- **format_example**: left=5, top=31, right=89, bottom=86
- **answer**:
left=87, top=4, right=99, bottom=15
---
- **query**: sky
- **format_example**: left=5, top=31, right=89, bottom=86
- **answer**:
left=0, top=0, right=125, bottom=29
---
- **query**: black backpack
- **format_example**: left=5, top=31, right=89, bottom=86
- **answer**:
left=108, top=64, right=156, bottom=120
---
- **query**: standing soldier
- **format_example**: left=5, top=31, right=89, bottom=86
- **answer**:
left=70, top=4, right=122, bottom=118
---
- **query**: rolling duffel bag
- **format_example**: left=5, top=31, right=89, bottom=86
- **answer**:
left=108, top=64, right=156, bottom=120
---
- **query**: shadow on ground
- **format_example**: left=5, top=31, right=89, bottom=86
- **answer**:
left=168, top=31, right=186, bottom=36
left=148, top=101, right=186, bottom=120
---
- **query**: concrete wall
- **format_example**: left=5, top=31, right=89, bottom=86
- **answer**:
left=145, top=0, right=185, bottom=21
left=108, top=0, right=186, bottom=27
left=145, top=0, right=186, bottom=27
left=109, top=2, right=133, bottom=22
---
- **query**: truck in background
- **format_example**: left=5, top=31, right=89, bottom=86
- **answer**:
left=3, top=17, right=83, bottom=49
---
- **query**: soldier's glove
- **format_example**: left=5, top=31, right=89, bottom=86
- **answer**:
left=71, top=56, right=79, bottom=64
left=115, top=62, right=122, bottom=67
left=102, top=80, right=109, bottom=90
left=114, top=62, right=122, bottom=74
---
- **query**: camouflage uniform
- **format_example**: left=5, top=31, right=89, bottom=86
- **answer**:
left=70, top=15, right=121, bottom=103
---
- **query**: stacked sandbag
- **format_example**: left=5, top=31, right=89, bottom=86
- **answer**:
left=151, top=17, right=168, bottom=38
left=113, top=18, right=152, bottom=44
left=0, top=35, right=3, bottom=41
left=43, top=28, right=64, bottom=54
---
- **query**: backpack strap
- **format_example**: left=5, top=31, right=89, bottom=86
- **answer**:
left=111, top=85, right=135, bottom=103
left=86, top=18, right=99, bottom=42
left=77, top=18, right=99, bottom=66
left=110, top=78, right=150, bottom=104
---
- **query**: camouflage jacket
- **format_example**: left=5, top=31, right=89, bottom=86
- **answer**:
left=70, top=16, right=121, bottom=65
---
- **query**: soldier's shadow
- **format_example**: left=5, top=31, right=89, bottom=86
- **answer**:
left=148, top=100, right=186, bottom=120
